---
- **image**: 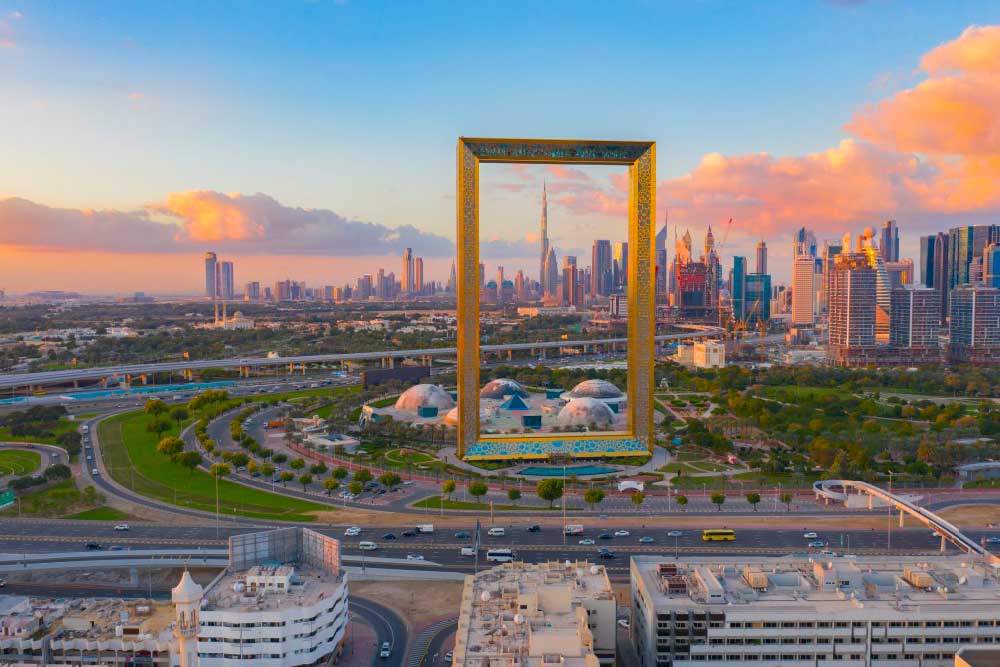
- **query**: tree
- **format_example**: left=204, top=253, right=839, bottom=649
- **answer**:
left=298, top=473, right=313, bottom=491
left=378, top=472, right=402, bottom=490
left=332, top=466, right=349, bottom=480
left=536, top=478, right=564, bottom=508
left=289, top=458, right=305, bottom=471
left=468, top=481, right=489, bottom=502
left=310, top=462, right=328, bottom=475
left=710, top=492, right=726, bottom=511
left=507, top=488, right=521, bottom=504
left=780, top=491, right=793, bottom=511
left=443, top=479, right=456, bottom=500
left=230, top=452, right=250, bottom=469
left=631, top=491, right=646, bottom=507
left=324, top=478, right=340, bottom=494
left=354, top=468, right=373, bottom=484
left=170, top=407, right=189, bottom=422
left=156, top=436, right=184, bottom=457
left=272, top=453, right=288, bottom=464
left=745, top=492, right=761, bottom=511
left=261, top=463, right=275, bottom=478
left=144, top=399, right=167, bottom=416
left=348, top=480, right=363, bottom=495
left=210, top=462, right=231, bottom=479
left=247, top=460, right=259, bottom=475
left=278, top=471, right=294, bottom=487
left=584, top=488, right=605, bottom=510
left=676, top=494, right=688, bottom=511
left=176, top=451, right=203, bottom=473
left=146, top=417, right=170, bottom=435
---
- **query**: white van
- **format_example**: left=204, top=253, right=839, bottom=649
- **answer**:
left=358, top=541, right=378, bottom=551
left=486, top=549, right=515, bottom=563
left=564, top=524, right=584, bottom=536
left=416, top=524, right=434, bottom=534
left=460, top=546, right=477, bottom=557
left=487, top=527, right=505, bottom=537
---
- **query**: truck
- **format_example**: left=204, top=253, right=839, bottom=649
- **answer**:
left=416, top=524, right=434, bottom=534
left=460, top=546, right=477, bottom=557
left=81, top=425, right=89, bottom=433
left=564, top=524, right=584, bottom=536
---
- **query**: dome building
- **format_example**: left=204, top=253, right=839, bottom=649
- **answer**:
left=560, top=379, right=627, bottom=410
left=480, top=378, right=528, bottom=400
left=394, top=384, right=456, bottom=413
left=557, top=397, right=616, bottom=429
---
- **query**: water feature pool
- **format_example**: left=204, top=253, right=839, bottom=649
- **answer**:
left=68, top=381, right=237, bottom=400
left=518, top=464, right=618, bottom=477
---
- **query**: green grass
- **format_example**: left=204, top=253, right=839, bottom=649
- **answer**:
left=758, top=385, right=854, bottom=401
left=0, top=449, right=42, bottom=476
left=412, top=495, right=556, bottom=511
left=0, top=479, right=105, bottom=517
left=659, top=461, right=705, bottom=474
left=98, top=409, right=330, bottom=522
left=0, top=418, right=78, bottom=447
left=964, top=479, right=1000, bottom=489
left=384, top=448, right=435, bottom=465
left=67, top=506, right=134, bottom=521
left=731, top=470, right=822, bottom=487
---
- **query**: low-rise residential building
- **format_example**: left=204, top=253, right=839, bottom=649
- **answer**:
left=631, top=555, right=1000, bottom=667
left=453, top=560, right=616, bottom=667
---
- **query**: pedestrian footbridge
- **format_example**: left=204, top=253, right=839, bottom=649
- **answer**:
left=814, top=479, right=999, bottom=563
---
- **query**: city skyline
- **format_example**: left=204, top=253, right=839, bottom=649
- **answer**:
left=1, top=6, right=999, bottom=292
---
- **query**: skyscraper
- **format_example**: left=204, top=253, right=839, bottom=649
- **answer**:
left=561, top=255, right=579, bottom=306
left=447, top=261, right=457, bottom=293
left=220, top=261, right=234, bottom=300
left=655, top=213, right=668, bottom=301
left=889, top=286, right=940, bottom=351
left=984, top=243, right=1000, bottom=289
left=948, top=225, right=1000, bottom=289
left=731, top=256, right=747, bottom=321
left=543, top=247, right=559, bottom=300
left=827, top=253, right=877, bottom=365
left=539, top=183, right=550, bottom=294
left=402, top=248, right=415, bottom=294
left=591, top=240, right=612, bottom=297
left=793, top=227, right=817, bottom=258
left=791, top=256, right=816, bottom=326
left=612, top=241, right=628, bottom=292
left=414, top=256, right=424, bottom=295
left=920, top=231, right=950, bottom=323
left=755, top=240, right=767, bottom=275
left=204, top=252, right=218, bottom=298
left=745, top=273, right=771, bottom=323
left=880, top=220, right=899, bottom=262
left=949, top=285, right=1000, bottom=363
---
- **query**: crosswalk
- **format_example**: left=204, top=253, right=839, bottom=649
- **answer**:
left=407, top=617, right=457, bottom=667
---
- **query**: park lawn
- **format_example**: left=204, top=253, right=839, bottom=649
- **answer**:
left=0, top=479, right=105, bottom=517
left=964, top=479, right=1000, bottom=489
left=731, top=470, right=822, bottom=487
left=99, top=410, right=329, bottom=522
left=0, top=418, right=78, bottom=447
left=384, top=449, right=435, bottom=465
left=758, top=385, right=855, bottom=401
left=412, top=495, right=557, bottom=511
left=0, top=449, right=42, bottom=476
left=659, top=461, right=705, bottom=475
left=68, top=506, right=134, bottom=521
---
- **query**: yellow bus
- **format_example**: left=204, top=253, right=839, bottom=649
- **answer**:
left=702, top=529, right=736, bottom=541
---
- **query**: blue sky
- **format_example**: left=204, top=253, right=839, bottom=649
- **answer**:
left=1, top=1, right=999, bottom=291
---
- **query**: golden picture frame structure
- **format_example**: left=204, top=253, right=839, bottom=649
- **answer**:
left=456, top=137, right=656, bottom=460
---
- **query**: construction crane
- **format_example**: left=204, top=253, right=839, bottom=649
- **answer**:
left=716, top=217, right=734, bottom=253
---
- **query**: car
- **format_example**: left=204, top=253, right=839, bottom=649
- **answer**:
left=445, top=651, right=453, bottom=661
left=454, top=531, right=470, bottom=539
left=406, top=554, right=424, bottom=561
left=382, top=533, right=397, bottom=540
left=579, top=538, right=595, bottom=545
left=114, top=524, right=130, bottom=531
left=803, top=532, right=818, bottom=539
left=109, top=545, right=124, bottom=551
left=379, top=642, right=391, bottom=658
left=613, top=529, right=630, bottom=537
left=358, top=541, right=378, bottom=551
left=598, top=533, right=613, bottom=540
left=0, top=578, right=6, bottom=587
left=488, top=527, right=505, bottom=537
left=808, top=540, right=825, bottom=548
left=667, top=530, right=683, bottom=538
left=639, top=536, right=655, bottom=544
left=597, top=550, right=616, bottom=559
left=986, top=536, right=1000, bottom=544
left=91, top=468, right=99, bottom=475
left=618, top=619, right=630, bottom=629
left=85, top=543, right=102, bottom=550
left=527, top=524, right=541, bottom=532
left=820, top=550, right=839, bottom=557
left=344, top=527, right=362, bottom=537
left=402, top=530, right=417, bottom=537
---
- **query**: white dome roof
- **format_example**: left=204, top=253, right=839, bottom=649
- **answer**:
left=557, top=397, right=615, bottom=427
left=567, top=379, right=624, bottom=399
left=394, top=384, right=456, bottom=412
left=172, top=570, right=204, bottom=603
left=480, top=378, right=527, bottom=399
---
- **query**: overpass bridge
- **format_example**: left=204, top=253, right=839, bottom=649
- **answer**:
left=0, top=328, right=722, bottom=390
left=813, top=479, right=1000, bottom=563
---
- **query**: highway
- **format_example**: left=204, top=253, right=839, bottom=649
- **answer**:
left=0, top=328, right=722, bottom=389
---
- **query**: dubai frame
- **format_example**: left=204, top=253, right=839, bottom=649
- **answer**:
left=456, top=137, right=656, bottom=461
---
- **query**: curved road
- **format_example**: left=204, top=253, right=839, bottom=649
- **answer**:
left=350, top=596, right=408, bottom=667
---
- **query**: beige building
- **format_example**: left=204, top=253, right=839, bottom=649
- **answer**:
left=673, top=341, right=725, bottom=369
left=453, top=560, right=616, bottom=667
left=791, top=255, right=816, bottom=326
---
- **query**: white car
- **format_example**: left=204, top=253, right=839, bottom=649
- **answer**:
left=114, top=524, right=130, bottom=531
left=379, top=642, right=391, bottom=658
left=406, top=554, right=424, bottom=561
left=613, top=529, right=630, bottom=537
left=344, top=527, right=362, bottom=536
left=667, top=530, right=683, bottom=538
left=488, top=527, right=505, bottom=536
left=803, top=532, right=818, bottom=539
left=579, top=538, right=596, bottom=545
left=617, top=619, right=630, bottom=629
left=808, top=540, right=825, bottom=548
left=91, top=468, right=99, bottom=475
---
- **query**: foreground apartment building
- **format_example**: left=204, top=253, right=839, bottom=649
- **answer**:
left=453, top=560, right=616, bottom=667
left=631, top=555, right=1000, bottom=667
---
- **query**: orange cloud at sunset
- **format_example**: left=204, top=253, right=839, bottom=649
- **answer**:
left=157, top=191, right=266, bottom=242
